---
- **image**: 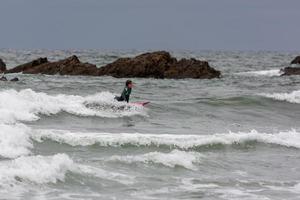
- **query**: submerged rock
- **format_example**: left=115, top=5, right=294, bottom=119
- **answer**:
left=0, top=76, right=19, bottom=81
left=0, top=58, right=6, bottom=72
left=98, top=51, right=221, bottom=79
left=10, top=77, right=19, bottom=82
left=0, top=76, right=7, bottom=81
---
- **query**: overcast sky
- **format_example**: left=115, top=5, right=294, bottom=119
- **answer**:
left=0, top=0, right=299, bottom=51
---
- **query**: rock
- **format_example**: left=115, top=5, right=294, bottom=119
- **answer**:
left=164, top=58, right=220, bottom=79
left=0, top=58, right=6, bottom=72
left=281, top=67, right=300, bottom=76
left=7, top=55, right=98, bottom=76
left=5, top=51, right=221, bottom=79
left=291, top=56, right=300, bottom=64
left=10, top=77, right=19, bottom=82
left=280, top=55, right=300, bottom=76
left=98, top=51, right=176, bottom=78
left=5, top=57, right=48, bottom=73
left=0, top=76, right=7, bottom=81
left=98, top=51, right=221, bottom=79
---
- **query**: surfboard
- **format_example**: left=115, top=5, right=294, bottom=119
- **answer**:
left=130, top=101, right=150, bottom=106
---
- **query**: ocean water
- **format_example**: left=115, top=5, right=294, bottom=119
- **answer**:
left=0, top=49, right=300, bottom=200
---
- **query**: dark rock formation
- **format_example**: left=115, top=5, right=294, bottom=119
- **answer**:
left=291, top=56, right=300, bottom=64
left=5, top=51, right=221, bottom=79
left=7, top=55, right=98, bottom=76
left=0, top=58, right=6, bottom=72
left=98, top=51, right=221, bottom=79
left=164, top=58, right=220, bottom=79
left=23, top=55, right=98, bottom=75
left=280, top=55, right=300, bottom=76
left=5, top=57, right=48, bottom=74
left=281, top=67, right=300, bottom=76
left=98, top=51, right=175, bottom=78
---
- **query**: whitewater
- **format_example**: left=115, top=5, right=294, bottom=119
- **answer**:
left=0, top=49, right=300, bottom=200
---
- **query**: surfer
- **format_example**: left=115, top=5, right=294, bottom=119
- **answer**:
left=115, top=80, right=133, bottom=103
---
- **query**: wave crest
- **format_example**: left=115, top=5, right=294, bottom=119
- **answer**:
left=0, top=153, right=134, bottom=188
left=236, top=69, right=282, bottom=77
left=108, top=150, right=204, bottom=170
left=0, top=154, right=74, bottom=187
left=0, top=89, right=146, bottom=124
left=32, top=129, right=300, bottom=149
left=260, top=90, right=300, bottom=104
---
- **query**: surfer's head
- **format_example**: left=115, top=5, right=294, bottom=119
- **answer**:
left=126, top=80, right=133, bottom=88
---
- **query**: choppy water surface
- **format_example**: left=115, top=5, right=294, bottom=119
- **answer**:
left=0, top=49, right=300, bottom=200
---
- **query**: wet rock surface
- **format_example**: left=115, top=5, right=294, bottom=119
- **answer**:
left=5, top=51, right=221, bottom=79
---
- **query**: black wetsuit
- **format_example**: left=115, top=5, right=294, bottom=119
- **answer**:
left=115, top=86, right=132, bottom=103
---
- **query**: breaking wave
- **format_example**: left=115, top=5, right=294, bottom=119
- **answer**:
left=0, top=154, right=74, bottom=187
left=108, top=150, right=204, bottom=170
left=0, top=88, right=146, bottom=123
left=32, top=129, right=300, bottom=149
left=236, top=69, right=282, bottom=77
left=260, top=90, right=300, bottom=104
left=0, top=153, right=134, bottom=189
left=0, top=124, right=33, bottom=158
left=0, top=88, right=147, bottom=159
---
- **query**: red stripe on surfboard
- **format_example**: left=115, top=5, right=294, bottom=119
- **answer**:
left=130, top=102, right=150, bottom=106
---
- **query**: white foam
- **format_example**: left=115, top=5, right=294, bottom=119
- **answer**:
left=260, top=90, right=300, bottom=104
left=236, top=69, right=282, bottom=77
left=108, top=150, right=203, bottom=170
left=0, top=89, right=146, bottom=123
left=0, top=153, right=134, bottom=189
left=32, top=129, right=300, bottom=149
left=0, top=89, right=146, bottom=158
left=0, top=154, right=74, bottom=186
left=0, top=123, right=33, bottom=158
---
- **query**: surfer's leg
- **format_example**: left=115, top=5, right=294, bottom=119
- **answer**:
left=114, top=96, right=122, bottom=101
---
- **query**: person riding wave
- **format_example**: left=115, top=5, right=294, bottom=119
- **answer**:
left=115, top=80, right=133, bottom=103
